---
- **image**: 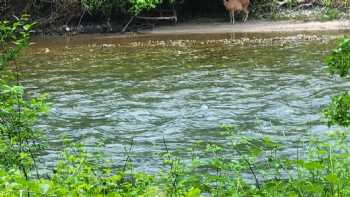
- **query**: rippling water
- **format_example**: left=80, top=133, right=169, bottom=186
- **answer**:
left=20, top=33, right=348, bottom=171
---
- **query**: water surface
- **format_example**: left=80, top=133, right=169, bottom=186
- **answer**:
left=21, top=33, right=348, bottom=171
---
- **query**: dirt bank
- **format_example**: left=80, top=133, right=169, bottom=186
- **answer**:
left=142, top=20, right=350, bottom=35
left=31, top=19, right=350, bottom=49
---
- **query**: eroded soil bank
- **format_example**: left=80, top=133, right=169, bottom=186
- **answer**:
left=144, top=20, right=350, bottom=35
left=31, top=20, right=350, bottom=49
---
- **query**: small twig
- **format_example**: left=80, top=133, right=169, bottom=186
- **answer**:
left=234, top=146, right=261, bottom=190
left=122, top=138, right=134, bottom=173
left=121, top=16, right=135, bottom=33
left=77, top=8, right=86, bottom=28
left=162, top=136, right=177, bottom=196
left=27, top=139, right=41, bottom=179
left=12, top=14, right=19, bottom=20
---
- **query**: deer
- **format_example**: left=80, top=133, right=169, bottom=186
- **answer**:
left=223, top=0, right=250, bottom=24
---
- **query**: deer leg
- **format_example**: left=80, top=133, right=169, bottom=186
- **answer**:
left=243, top=9, right=249, bottom=23
left=231, top=11, right=235, bottom=24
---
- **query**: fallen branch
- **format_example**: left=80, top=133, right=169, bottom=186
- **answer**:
left=297, top=3, right=314, bottom=9
left=121, top=16, right=135, bottom=33
left=136, top=16, right=177, bottom=20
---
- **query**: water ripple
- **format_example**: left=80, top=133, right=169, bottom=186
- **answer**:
left=21, top=38, right=349, bottom=171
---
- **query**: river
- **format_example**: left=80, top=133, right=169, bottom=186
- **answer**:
left=20, top=32, right=349, bottom=171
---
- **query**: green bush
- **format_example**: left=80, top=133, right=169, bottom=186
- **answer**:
left=318, top=0, right=350, bottom=8
left=323, top=8, right=341, bottom=20
left=0, top=16, right=47, bottom=182
left=2, top=127, right=350, bottom=196
left=325, top=37, right=350, bottom=77
left=324, top=37, right=350, bottom=128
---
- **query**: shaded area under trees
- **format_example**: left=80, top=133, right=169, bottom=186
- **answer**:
left=0, top=0, right=349, bottom=33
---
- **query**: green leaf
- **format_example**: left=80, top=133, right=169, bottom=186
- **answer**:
left=23, top=24, right=32, bottom=31
left=304, top=161, right=322, bottom=170
left=325, top=174, right=339, bottom=184
left=186, top=187, right=201, bottom=197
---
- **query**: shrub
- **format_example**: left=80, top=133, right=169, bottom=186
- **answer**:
left=325, top=37, right=350, bottom=77
left=0, top=16, right=47, bottom=182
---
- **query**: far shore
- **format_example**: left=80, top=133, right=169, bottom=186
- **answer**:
left=30, top=20, right=350, bottom=49
left=143, top=20, right=350, bottom=35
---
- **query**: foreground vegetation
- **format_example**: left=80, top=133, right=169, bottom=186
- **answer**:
left=1, top=17, right=350, bottom=196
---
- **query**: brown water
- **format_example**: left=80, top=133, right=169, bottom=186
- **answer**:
left=20, top=32, right=349, bottom=171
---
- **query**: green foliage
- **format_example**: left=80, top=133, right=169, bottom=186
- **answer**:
left=286, top=0, right=298, bottom=9
left=325, top=37, right=350, bottom=77
left=48, top=144, right=157, bottom=196
left=324, top=91, right=350, bottom=127
left=324, top=37, right=350, bottom=128
left=321, top=8, right=341, bottom=20
left=318, top=0, right=350, bottom=8
left=82, top=0, right=129, bottom=16
left=2, top=128, right=350, bottom=196
left=0, top=15, right=34, bottom=80
left=81, top=0, right=176, bottom=16
left=0, top=84, right=47, bottom=173
left=320, top=0, right=335, bottom=7
left=0, top=16, right=47, bottom=181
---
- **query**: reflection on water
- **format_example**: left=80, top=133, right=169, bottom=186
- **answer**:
left=20, top=34, right=347, bottom=171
